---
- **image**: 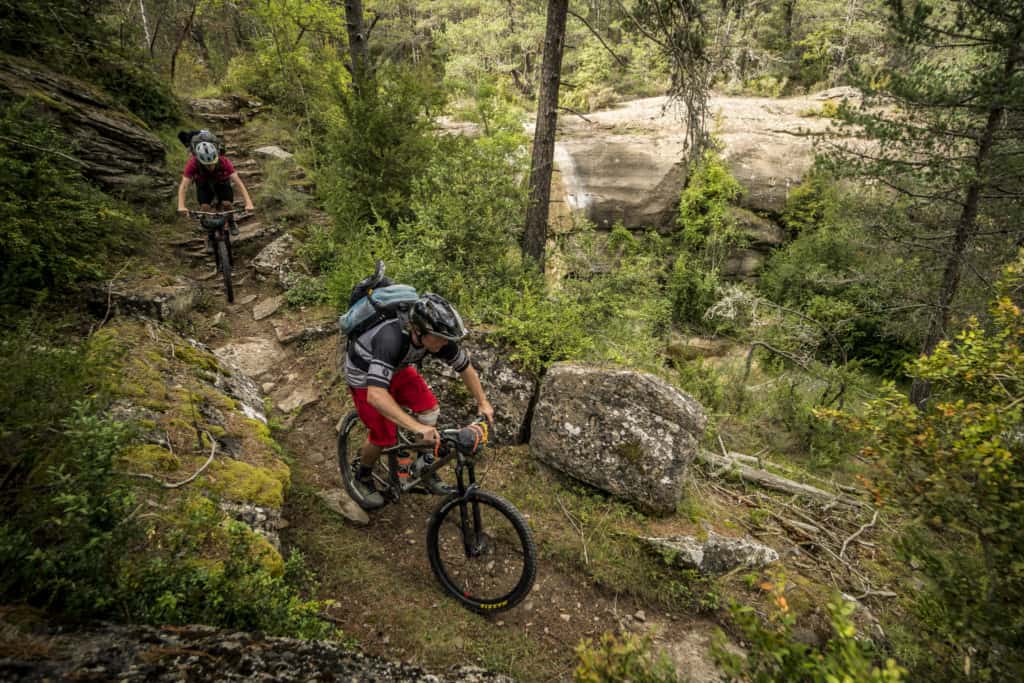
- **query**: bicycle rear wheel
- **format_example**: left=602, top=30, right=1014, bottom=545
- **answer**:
left=337, top=411, right=389, bottom=510
left=216, top=239, right=234, bottom=303
left=426, top=490, right=536, bottom=613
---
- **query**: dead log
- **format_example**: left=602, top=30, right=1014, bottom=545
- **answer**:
left=697, top=450, right=867, bottom=509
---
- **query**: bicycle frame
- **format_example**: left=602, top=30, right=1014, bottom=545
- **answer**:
left=374, top=435, right=481, bottom=504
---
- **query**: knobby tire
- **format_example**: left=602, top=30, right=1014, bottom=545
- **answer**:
left=337, top=410, right=388, bottom=510
left=426, top=490, right=537, bottom=613
left=216, top=239, right=233, bottom=303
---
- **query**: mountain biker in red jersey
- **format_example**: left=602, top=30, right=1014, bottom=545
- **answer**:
left=345, top=293, right=494, bottom=508
left=176, top=140, right=254, bottom=235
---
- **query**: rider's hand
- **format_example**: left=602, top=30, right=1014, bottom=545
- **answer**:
left=418, top=426, right=440, bottom=444
left=177, top=207, right=188, bottom=216
left=477, top=400, right=495, bottom=425
left=244, top=203, right=255, bottom=212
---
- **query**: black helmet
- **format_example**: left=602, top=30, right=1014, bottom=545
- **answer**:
left=411, top=293, right=467, bottom=341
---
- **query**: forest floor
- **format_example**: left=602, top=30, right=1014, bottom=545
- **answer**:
left=153, top=107, right=729, bottom=682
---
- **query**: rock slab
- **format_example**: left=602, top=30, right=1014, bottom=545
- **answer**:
left=642, top=531, right=779, bottom=574
left=529, top=363, right=707, bottom=514
left=0, top=620, right=513, bottom=681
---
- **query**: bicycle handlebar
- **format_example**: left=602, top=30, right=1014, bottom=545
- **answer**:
left=186, top=208, right=247, bottom=217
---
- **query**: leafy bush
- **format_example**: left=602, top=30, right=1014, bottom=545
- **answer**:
left=0, top=98, right=135, bottom=311
left=713, top=593, right=905, bottom=682
left=667, top=250, right=720, bottom=327
left=319, top=65, right=445, bottom=232
left=829, top=252, right=1024, bottom=680
left=0, top=323, right=132, bottom=615
left=678, top=149, right=744, bottom=260
left=121, top=522, right=334, bottom=639
left=575, top=631, right=679, bottom=683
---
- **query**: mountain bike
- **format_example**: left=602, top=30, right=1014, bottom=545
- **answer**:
left=187, top=208, right=245, bottom=303
left=337, top=412, right=537, bottom=613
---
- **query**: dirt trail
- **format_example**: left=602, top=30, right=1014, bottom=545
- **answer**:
left=174, top=107, right=725, bottom=683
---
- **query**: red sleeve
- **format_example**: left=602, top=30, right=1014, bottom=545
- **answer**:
left=220, top=157, right=236, bottom=175
left=183, top=156, right=198, bottom=179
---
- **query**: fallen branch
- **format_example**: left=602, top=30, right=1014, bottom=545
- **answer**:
left=116, top=433, right=217, bottom=489
left=697, top=450, right=866, bottom=508
left=840, top=509, right=879, bottom=560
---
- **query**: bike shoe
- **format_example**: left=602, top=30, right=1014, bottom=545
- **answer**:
left=419, top=471, right=454, bottom=496
left=351, top=475, right=384, bottom=509
left=229, top=222, right=239, bottom=236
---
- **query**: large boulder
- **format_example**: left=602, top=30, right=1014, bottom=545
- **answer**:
left=419, top=330, right=538, bottom=446
left=529, top=363, right=707, bottom=514
left=550, top=93, right=840, bottom=230
left=0, top=54, right=174, bottom=204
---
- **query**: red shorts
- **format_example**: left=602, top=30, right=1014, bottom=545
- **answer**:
left=349, top=366, right=437, bottom=447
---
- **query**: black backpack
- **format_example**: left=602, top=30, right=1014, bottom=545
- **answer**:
left=177, top=129, right=225, bottom=155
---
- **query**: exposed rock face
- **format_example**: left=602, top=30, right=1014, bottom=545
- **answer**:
left=213, top=337, right=288, bottom=380
left=419, top=331, right=538, bottom=446
left=0, top=621, right=513, bottom=682
left=88, top=275, right=199, bottom=321
left=529, top=363, right=707, bottom=514
left=0, top=55, right=174, bottom=204
left=722, top=206, right=787, bottom=281
left=641, top=531, right=779, bottom=574
left=252, top=233, right=301, bottom=290
left=552, top=93, right=839, bottom=229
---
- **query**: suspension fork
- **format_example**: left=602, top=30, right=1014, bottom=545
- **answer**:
left=455, top=463, right=484, bottom=557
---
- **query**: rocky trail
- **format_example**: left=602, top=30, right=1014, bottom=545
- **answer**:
left=153, top=101, right=728, bottom=682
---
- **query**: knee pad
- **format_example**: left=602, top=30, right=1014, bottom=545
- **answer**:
left=414, top=407, right=439, bottom=427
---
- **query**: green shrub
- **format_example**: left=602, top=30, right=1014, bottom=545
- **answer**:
left=667, top=251, right=720, bottom=327
left=575, top=631, right=679, bottom=683
left=713, top=595, right=905, bottom=682
left=319, top=65, right=445, bottom=232
left=0, top=322, right=133, bottom=616
left=829, top=253, right=1024, bottom=680
left=678, top=149, right=743, bottom=251
left=0, top=98, right=136, bottom=310
left=121, top=525, right=334, bottom=639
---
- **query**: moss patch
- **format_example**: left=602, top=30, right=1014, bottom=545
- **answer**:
left=207, top=458, right=288, bottom=508
left=118, top=444, right=180, bottom=473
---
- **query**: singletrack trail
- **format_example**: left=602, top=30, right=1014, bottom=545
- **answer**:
left=172, top=104, right=724, bottom=683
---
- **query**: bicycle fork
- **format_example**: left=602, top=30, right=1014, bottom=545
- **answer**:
left=454, top=465, right=487, bottom=558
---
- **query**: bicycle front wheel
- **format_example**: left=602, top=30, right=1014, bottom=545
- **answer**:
left=426, top=490, right=536, bottom=613
left=216, top=239, right=234, bottom=303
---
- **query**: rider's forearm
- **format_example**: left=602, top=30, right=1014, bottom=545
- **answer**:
left=177, top=177, right=190, bottom=210
left=367, top=386, right=427, bottom=434
left=231, top=173, right=254, bottom=207
left=459, top=365, right=490, bottom=409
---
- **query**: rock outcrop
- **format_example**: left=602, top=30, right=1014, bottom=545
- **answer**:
left=553, top=92, right=843, bottom=229
left=641, top=532, right=779, bottom=574
left=0, top=54, right=174, bottom=204
left=419, top=330, right=538, bottom=446
left=529, top=363, right=707, bottom=514
left=0, top=621, right=513, bottom=682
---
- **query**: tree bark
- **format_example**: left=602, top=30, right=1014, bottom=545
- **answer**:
left=523, top=0, right=569, bottom=268
left=344, top=0, right=372, bottom=95
left=910, top=38, right=1019, bottom=406
left=169, top=0, right=198, bottom=82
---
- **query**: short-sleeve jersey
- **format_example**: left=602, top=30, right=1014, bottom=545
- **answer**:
left=345, top=319, right=470, bottom=389
left=183, top=156, right=236, bottom=183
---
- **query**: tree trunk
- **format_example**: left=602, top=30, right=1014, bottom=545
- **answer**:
left=169, top=0, right=198, bottom=82
left=344, top=0, right=372, bottom=95
left=909, top=104, right=1007, bottom=407
left=522, top=0, right=569, bottom=268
